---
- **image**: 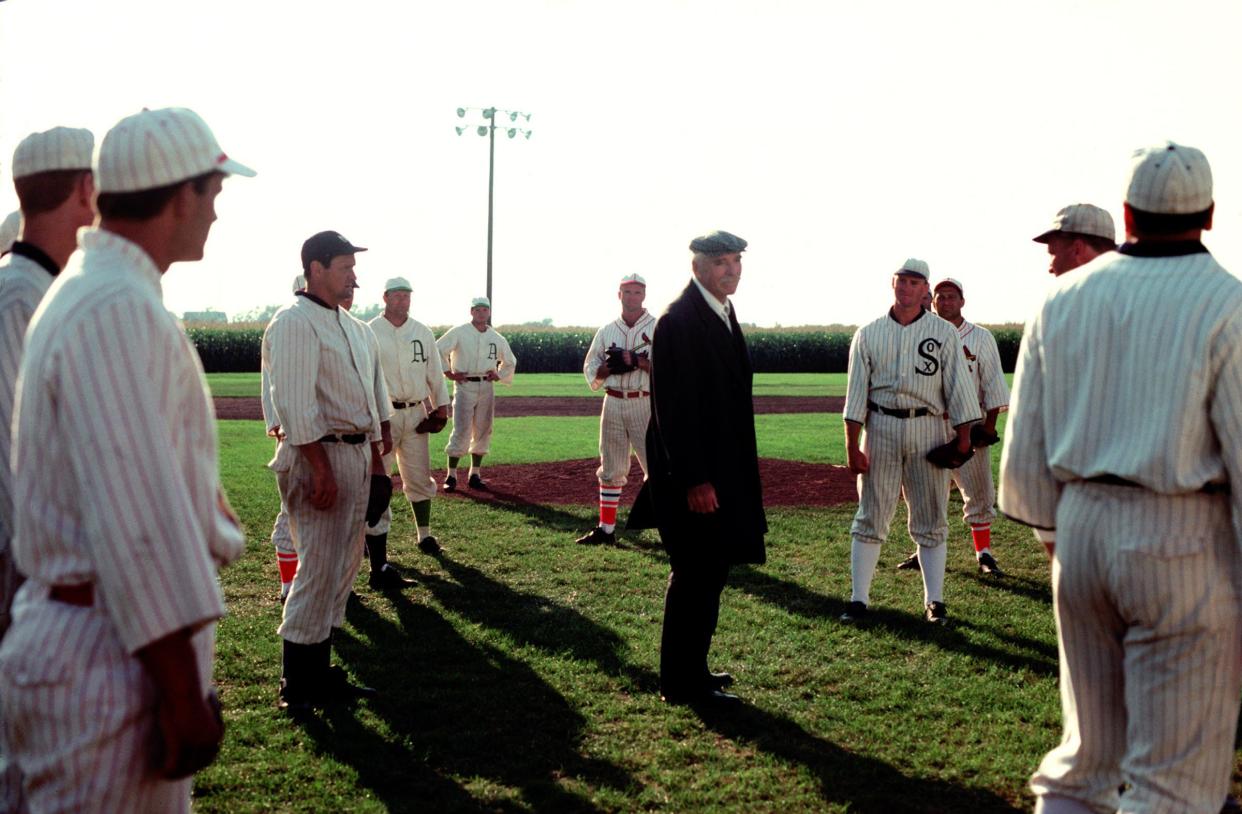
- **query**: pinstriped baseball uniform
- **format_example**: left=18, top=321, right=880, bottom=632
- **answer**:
left=0, top=212, right=19, bottom=255
left=263, top=294, right=390, bottom=645
left=948, top=320, right=1009, bottom=529
left=584, top=310, right=655, bottom=485
left=436, top=323, right=516, bottom=457
left=0, top=228, right=244, bottom=812
left=844, top=308, right=980, bottom=608
left=366, top=313, right=449, bottom=534
left=260, top=364, right=296, bottom=562
left=999, top=243, right=1242, bottom=813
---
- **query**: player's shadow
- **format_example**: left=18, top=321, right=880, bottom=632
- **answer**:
left=312, top=591, right=637, bottom=812
left=691, top=701, right=1023, bottom=813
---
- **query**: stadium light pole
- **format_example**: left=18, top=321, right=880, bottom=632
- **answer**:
left=455, top=106, right=533, bottom=320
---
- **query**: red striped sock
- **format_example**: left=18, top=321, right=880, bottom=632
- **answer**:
left=599, top=486, right=622, bottom=530
left=970, top=525, right=991, bottom=554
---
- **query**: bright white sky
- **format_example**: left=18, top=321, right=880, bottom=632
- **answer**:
left=2, top=0, right=1241, bottom=329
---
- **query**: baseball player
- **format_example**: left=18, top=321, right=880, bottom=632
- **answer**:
left=0, top=108, right=251, bottom=812
left=0, top=124, right=94, bottom=813
left=0, top=210, right=19, bottom=254
left=436, top=297, right=517, bottom=490
left=366, top=276, right=450, bottom=578
left=1001, top=142, right=1242, bottom=814
left=840, top=259, right=980, bottom=625
left=1032, top=202, right=1117, bottom=278
left=575, top=273, right=655, bottom=545
left=263, top=230, right=391, bottom=715
left=895, top=277, right=1009, bottom=575
left=264, top=274, right=307, bottom=602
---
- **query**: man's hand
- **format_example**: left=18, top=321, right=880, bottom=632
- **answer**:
left=484, top=369, right=500, bottom=382
left=380, top=420, right=393, bottom=456
left=445, top=371, right=465, bottom=382
left=308, top=465, right=338, bottom=510
left=596, top=363, right=611, bottom=381
left=216, top=488, right=240, bottom=529
left=635, top=352, right=651, bottom=372
left=687, top=483, right=719, bottom=513
left=136, top=630, right=224, bottom=780
left=847, top=446, right=869, bottom=475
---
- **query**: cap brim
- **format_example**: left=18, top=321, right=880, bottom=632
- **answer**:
left=219, top=157, right=257, bottom=178
left=1032, top=230, right=1055, bottom=244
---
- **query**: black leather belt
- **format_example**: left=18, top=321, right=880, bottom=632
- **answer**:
left=392, top=401, right=415, bottom=409
left=868, top=401, right=930, bottom=419
left=461, top=376, right=485, bottom=382
left=1086, top=474, right=1230, bottom=495
left=319, top=433, right=367, bottom=444
left=50, top=584, right=94, bottom=606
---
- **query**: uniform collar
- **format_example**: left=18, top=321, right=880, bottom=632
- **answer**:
left=1117, top=240, right=1209, bottom=258
left=79, top=228, right=163, bottom=298
left=10, top=241, right=59, bottom=276
left=295, top=290, right=336, bottom=310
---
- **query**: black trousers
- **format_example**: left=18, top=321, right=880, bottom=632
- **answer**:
left=659, top=558, right=731, bottom=695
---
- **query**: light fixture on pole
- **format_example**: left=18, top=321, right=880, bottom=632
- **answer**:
left=454, top=105, right=533, bottom=319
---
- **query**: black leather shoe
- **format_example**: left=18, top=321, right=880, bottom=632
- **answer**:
left=369, top=563, right=417, bottom=590
left=706, top=671, right=734, bottom=690
left=277, top=679, right=315, bottom=717
left=661, top=688, right=741, bottom=706
left=977, top=551, right=1005, bottom=576
left=323, top=665, right=378, bottom=701
left=443, top=475, right=457, bottom=492
left=417, top=535, right=442, bottom=555
left=575, top=526, right=616, bottom=545
left=468, top=473, right=487, bottom=490
left=896, top=552, right=921, bottom=571
left=925, top=601, right=948, bottom=625
left=839, top=600, right=868, bottom=622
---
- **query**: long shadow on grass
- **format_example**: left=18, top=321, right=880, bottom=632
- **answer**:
left=694, top=701, right=1022, bottom=813
left=310, top=592, right=637, bottom=812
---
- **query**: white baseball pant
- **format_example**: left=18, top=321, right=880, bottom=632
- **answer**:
left=445, top=380, right=495, bottom=457
left=0, top=586, right=215, bottom=813
left=851, top=413, right=953, bottom=548
left=596, top=394, right=650, bottom=486
left=1031, top=483, right=1242, bottom=814
left=271, top=503, right=295, bottom=556
left=278, top=442, right=369, bottom=645
left=369, top=405, right=435, bottom=536
left=949, top=439, right=996, bottom=527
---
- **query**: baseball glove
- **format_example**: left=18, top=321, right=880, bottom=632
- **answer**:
left=926, top=440, right=974, bottom=469
left=415, top=412, right=448, bottom=434
left=970, top=424, right=1000, bottom=448
left=605, top=346, right=636, bottom=374
left=366, top=474, right=393, bottom=526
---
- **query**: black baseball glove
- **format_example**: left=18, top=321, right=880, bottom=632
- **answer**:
left=366, top=474, right=393, bottom=526
left=605, top=346, right=636, bottom=374
left=970, top=424, right=1000, bottom=448
left=926, top=440, right=975, bottom=469
left=415, top=412, right=448, bottom=434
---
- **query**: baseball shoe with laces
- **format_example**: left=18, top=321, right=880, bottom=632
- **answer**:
left=369, top=563, right=417, bottom=591
left=977, top=551, right=1005, bottom=576
left=896, top=552, right=921, bottom=571
left=443, top=475, right=457, bottom=492
left=839, top=600, right=868, bottom=622
left=418, top=535, right=442, bottom=555
left=575, top=526, right=616, bottom=545
left=925, top=601, right=948, bottom=625
left=468, top=473, right=487, bottom=490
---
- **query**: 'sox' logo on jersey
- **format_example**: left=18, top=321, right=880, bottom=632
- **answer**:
left=410, top=339, right=428, bottom=364
left=488, top=342, right=497, bottom=360
left=916, top=338, right=941, bottom=376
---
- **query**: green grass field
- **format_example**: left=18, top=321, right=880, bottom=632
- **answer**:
left=190, top=407, right=1161, bottom=813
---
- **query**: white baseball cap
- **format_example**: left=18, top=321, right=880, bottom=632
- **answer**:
left=471, top=296, right=491, bottom=308
left=619, top=273, right=646, bottom=287
left=384, top=276, right=412, bottom=292
left=895, top=258, right=929, bottom=280
left=933, top=277, right=964, bottom=296
left=95, top=107, right=255, bottom=193
left=0, top=210, right=19, bottom=253
left=1126, top=141, right=1213, bottom=215
left=12, top=127, right=94, bottom=179
left=292, top=274, right=306, bottom=293
left=1032, top=204, right=1116, bottom=244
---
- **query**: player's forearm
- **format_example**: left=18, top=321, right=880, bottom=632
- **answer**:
left=844, top=419, right=863, bottom=453
left=296, top=441, right=333, bottom=474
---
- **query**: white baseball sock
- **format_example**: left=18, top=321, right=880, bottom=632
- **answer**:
left=918, top=544, right=947, bottom=604
left=850, top=538, right=882, bottom=604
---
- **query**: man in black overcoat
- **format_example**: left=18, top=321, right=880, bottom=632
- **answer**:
left=628, top=229, right=767, bottom=705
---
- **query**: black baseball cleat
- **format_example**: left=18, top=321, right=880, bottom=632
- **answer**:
left=575, top=526, right=616, bottom=545
left=925, top=601, right=948, bottom=625
left=417, top=535, right=442, bottom=555
left=443, top=475, right=457, bottom=493
left=839, top=600, right=868, bottom=622
left=467, top=473, right=487, bottom=490
left=706, top=671, right=735, bottom=690
left=977, top=552, right=1005, bottom=577
left=896, top=552, right=921, bottom=571
left=661, top=688, right=741, bottom=707
left=369, top=563, right=417, bottom=591
left=323, top=665, right=378, bottom=702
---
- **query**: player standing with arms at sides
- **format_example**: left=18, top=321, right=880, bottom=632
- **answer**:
left=436, top=297, right=516, bottom=491
left=264, top=274, right=306, bottom=602
left=0, top=124, right=94, bottom=813
left=1003, top=143, right=1242, bottom=814
left=575, top=273, right=655, bottom=545
left=895, top=278, right=1009, bottom=575
left=839, top=259, right=980, bottom=625
left=628, top=230, right=766, bottom=706
left=366, top=276, right=450, bottom=577
left=0, top=107, right=252, bottom=811
left=263, top=230, right=391, bottom=716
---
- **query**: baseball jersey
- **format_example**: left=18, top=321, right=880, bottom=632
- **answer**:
left=262, top=294, right=391, bottom=471
left=368, top=314, right=450, bottom=407
left=436, top=323, right=517, bottom=384
left=999, top=243, right=1242, bottom=531
left=955, top=319, right=1009, bottom=412
left=583, top=310, right=655, bottom=392
left=10, top=228, right=244, bottom=652
left=843, top=309, right=981, bottom=426
left=0, top=246, right=58, bottom=544
left=0, top=211, right=18, bottom=255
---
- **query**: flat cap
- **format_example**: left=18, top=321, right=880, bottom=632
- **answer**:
left=689, top=230, right=747, bottom=255
left=1032, top=204, right=1116, bottom=244
left=895, top=258, right=930, bottom=280
left=384, top=276, right=412, bottom=292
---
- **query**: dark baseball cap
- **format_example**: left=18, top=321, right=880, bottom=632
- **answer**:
left=301, top=230, right=367, bottom=272
left=689, top=230, right=747, bottom=255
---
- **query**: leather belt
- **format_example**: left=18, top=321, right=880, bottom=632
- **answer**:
left=868, top=401, right=930, bottom=419
left=460, top=376, right=485, bottom=382
left=606, top=388, right=650, bottom=399
left=1085, top=474, right=1230, bottom=495
left=391, top=401, right=416, bottom=410
left=319, top=433, right=367, bottom=444
left=50, top=583, right=94, bottom=607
